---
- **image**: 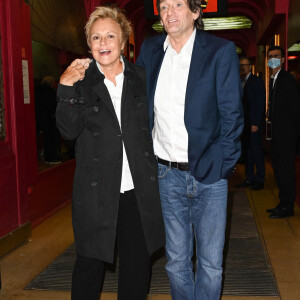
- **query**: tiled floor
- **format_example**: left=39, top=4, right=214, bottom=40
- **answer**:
left=0, top=161, right=300, bottom=300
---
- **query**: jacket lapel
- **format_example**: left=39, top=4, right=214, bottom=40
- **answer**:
left=149, top=45, right=166, bottom=102
left=185, top=30, right=206, bottom=107
left=148, top=43, right=166, bottom=130
left=87, top=60, right=117, bottom=117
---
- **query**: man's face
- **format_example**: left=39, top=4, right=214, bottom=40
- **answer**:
left=239, top=58, right=251, bottom=79
left=267, top=49, right=285, bottom=72
left=159, top=0, right=199, bottom=39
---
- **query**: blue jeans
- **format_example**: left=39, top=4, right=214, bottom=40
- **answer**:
left=158, top=163, right=228, bottom=300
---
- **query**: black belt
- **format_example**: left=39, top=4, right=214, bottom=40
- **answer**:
left=157, top=157, right=189, bottom=171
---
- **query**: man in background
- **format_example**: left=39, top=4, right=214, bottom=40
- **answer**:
left=266, top=46, right=300, bottom=218
left=236, top=56, right=265, bottom=190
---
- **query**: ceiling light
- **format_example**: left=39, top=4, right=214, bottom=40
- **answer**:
left=288, top=43, right=300, bottom=52
left=236, top=47, right=242, bottom=54
left=152, top=16, right=252, bottom=32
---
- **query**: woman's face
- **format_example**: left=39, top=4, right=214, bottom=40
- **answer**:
left=89, top=18, right=125, bottom=69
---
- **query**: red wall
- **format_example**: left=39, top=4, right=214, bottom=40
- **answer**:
left=0, top=0, right=36, bottom=237
left=29, top=161, right=75, bottom=227
left=0, top=0, right=74, bottom=243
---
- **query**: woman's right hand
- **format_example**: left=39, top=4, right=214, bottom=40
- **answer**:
left=60, top=58, right=92, bottom=86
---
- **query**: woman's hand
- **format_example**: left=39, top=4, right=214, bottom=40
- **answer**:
left=60, top=58, right=92, bottom=86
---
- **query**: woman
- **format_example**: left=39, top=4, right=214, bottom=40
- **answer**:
left=56, top=6, right=165, bottom=300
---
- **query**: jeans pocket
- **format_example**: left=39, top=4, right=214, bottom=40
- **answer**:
left=158, top=163, right=170, bottom=178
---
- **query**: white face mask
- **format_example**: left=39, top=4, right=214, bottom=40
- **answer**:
left=268, top=58, right=281, bottom=69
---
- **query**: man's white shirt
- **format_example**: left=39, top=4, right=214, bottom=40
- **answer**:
left=153, top=29, right=196, bottom=163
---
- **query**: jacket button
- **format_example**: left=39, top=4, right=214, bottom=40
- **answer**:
left=93, top=156, right=99, bottom=162
left=137, top=103, right=143, bottom=108
left=94, top=106, right=99, bottom=112
left=93, top=131, right=100, bottom=137
left=145, top=152, right=149, bottom=157
left=91, top=182, right=98, bottom=187
left=150, top=176, right=155, bottom=181
left=142, top=127, right=148, bottom=131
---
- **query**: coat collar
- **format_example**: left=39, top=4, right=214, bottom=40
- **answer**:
left=150, top=30, right=207, bottom=103
left=85, top=56, right=135, bottom=84
left=84, top=57, right=135, bottom=115
left=149, top=30, right=207, bottom=108
left=85, top=60, right=114, bottom=115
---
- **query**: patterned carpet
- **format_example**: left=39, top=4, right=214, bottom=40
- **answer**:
left=26, top=191, right=279, bottom=296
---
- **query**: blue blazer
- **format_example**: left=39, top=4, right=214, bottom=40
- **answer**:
left=136, top=30, right=243, bottom=184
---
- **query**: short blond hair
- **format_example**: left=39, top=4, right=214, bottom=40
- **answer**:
left=85, top=6, right=132, bottom=49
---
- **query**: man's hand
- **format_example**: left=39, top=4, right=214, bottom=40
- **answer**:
left=60, top=58, right=92, bottom=86
left=251, top=125, right=259, bottom=132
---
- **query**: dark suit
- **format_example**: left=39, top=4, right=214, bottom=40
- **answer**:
left=269, top=68, right=300, bottom=209
left=56, top=58, right=165, bottom=299
left=242, top=73, right=265, bottom=183
left=137, top=30, right=243, bottom=184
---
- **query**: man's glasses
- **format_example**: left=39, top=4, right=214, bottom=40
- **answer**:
left=267, top=54, right=282, bottom=59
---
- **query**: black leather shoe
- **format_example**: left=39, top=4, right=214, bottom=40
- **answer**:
left=266, top=206, right=279, bottom=213
left=251, top=182, right=264, bottom=190
left=269, top=208, right=294, bottom=219
left=235, top=179, right=252, bottom=188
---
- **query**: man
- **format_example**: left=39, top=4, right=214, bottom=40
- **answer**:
left=266, top=45, right=300, bottom=219
left=236, top=57, right=265, bottom=190
left=136, top=0, right=243, bottom=299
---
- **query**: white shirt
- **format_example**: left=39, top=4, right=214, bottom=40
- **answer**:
left=271, top=68, right=281, bottom=88
left=242, top=72, right=251, bottom=88
left=153, top=29, right=196, bottom=162
left=97, top=58, right=134, bottom=193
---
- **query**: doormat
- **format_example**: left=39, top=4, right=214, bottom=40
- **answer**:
left=26, top=191, right=279, bottom=296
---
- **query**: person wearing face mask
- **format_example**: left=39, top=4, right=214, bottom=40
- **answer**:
left=266, top=45, right=300, bottom=218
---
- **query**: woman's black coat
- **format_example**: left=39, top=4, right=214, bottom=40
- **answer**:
left=56, top=59, right=165, bottom=263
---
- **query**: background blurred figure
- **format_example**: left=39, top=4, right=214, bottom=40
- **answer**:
left=35, top=76, right=61, bottom=164
left=236, top=56, right=265, bottom=190
left=266, top=46, right=300, bottom=218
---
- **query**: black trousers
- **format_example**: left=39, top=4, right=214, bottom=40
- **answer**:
left=244, top=130, right=265, bottom=183
left=271, top=139, right=297, bottom=210
left=71, top=189, right=150, bottom=300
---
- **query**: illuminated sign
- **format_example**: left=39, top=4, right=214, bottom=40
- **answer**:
left=202, top=0, right=218, bottom=13
left=150, top=0, right=225, bottom=17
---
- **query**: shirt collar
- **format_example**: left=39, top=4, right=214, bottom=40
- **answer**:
left=163, top=28, right=196, bottom=56
left=271, top=68, right=281, bottom=81
left=245, top=72, right=251, bottom=81
left=96, top=55, right=125, bottom=76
